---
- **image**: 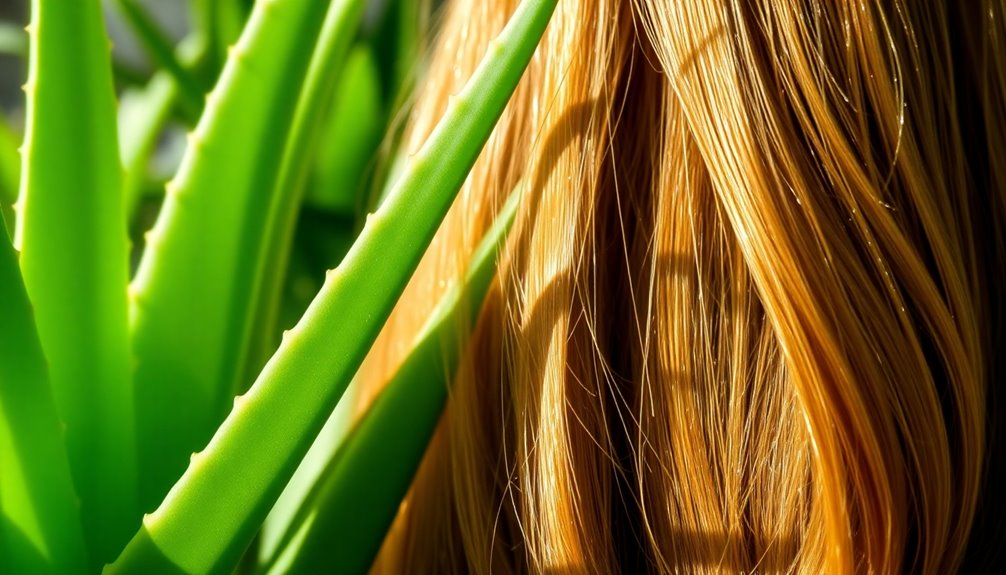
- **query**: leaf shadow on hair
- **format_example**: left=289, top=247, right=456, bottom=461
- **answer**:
left=516, top=254, right=801, bottom=571
left=492, top=63, right=802, bottom=567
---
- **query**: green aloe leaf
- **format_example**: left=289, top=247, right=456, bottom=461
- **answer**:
left=15, top=0, right=136, bottom=565
left=243, top=0, right=370, bottom=388
left=270, top=188, right=519, bottom=575
left=107, top=1, right=556, bottom=573
left=0, top=216, right=89, bottom=575
left=129, top=0, right=343, bottom=513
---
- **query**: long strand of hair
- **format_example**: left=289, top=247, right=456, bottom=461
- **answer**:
left=352, top=0, right=1005, bottom=572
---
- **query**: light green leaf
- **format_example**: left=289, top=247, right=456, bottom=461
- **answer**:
left=1, top=200, right=89, bottom=575
left=270, top=188, right=519, bottom=575
left=16, top=0, right=136, bottom=565
left=243, top=1, right=371, bottom=390
left=129, top=0, right=345, bottom=513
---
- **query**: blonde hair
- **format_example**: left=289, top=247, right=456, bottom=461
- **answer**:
left=353, top=0, right=1006, bottom=572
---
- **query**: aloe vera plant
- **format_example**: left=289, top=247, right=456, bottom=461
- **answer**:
left=0, top=0, right=556, bottom=573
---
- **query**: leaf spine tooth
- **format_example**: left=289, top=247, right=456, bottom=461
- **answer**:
left=325, top=268, right=339, bottom=282
left=190, top=451, right=204, bottom=467
left=186, top=129, right=207, bottom=151
left=21, top=80, right=34, bottom=94
left=489, top=38, right=503, bottom=54
left=164, top=178, right=179, bottom=196
left=233, top=394, right=247, bottom=409
left=23, top=23, right=32, bottom=34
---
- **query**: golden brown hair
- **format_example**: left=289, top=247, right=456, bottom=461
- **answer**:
left=353, top=0, right=1006, bottom=572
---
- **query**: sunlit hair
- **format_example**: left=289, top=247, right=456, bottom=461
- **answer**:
left=352, top=0, right=1006, bottom=572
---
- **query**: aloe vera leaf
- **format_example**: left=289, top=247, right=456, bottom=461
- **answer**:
left=276, top=189, right=518, bottom=575
left=253, top=47, right=384, bottom=549
left=112, top=0, right=204, bottom=121
left=242, top=0, right=370, bottom=389
left=15, top=0, right=136, bottom=565
left=256, top=376, right=358, bottom=567
left=0, top=204, right=89, bottom=574
left=129, top=0, right=342, bottom=513
left=107, top=2, right=556, bottom=573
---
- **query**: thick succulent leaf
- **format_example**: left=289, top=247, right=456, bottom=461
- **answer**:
left=254, top=47, right=383, bottom=559
left=107, top=1, right=557, bottom=573
left=270, top=189, right=519, bottom=575
left=0, top=211, right=88, bottom=574
left=129, top=0, right=339, bottom=513
left=243, top=0, right=370, bottom=389
left=16, top=0, right=136, bottom=564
